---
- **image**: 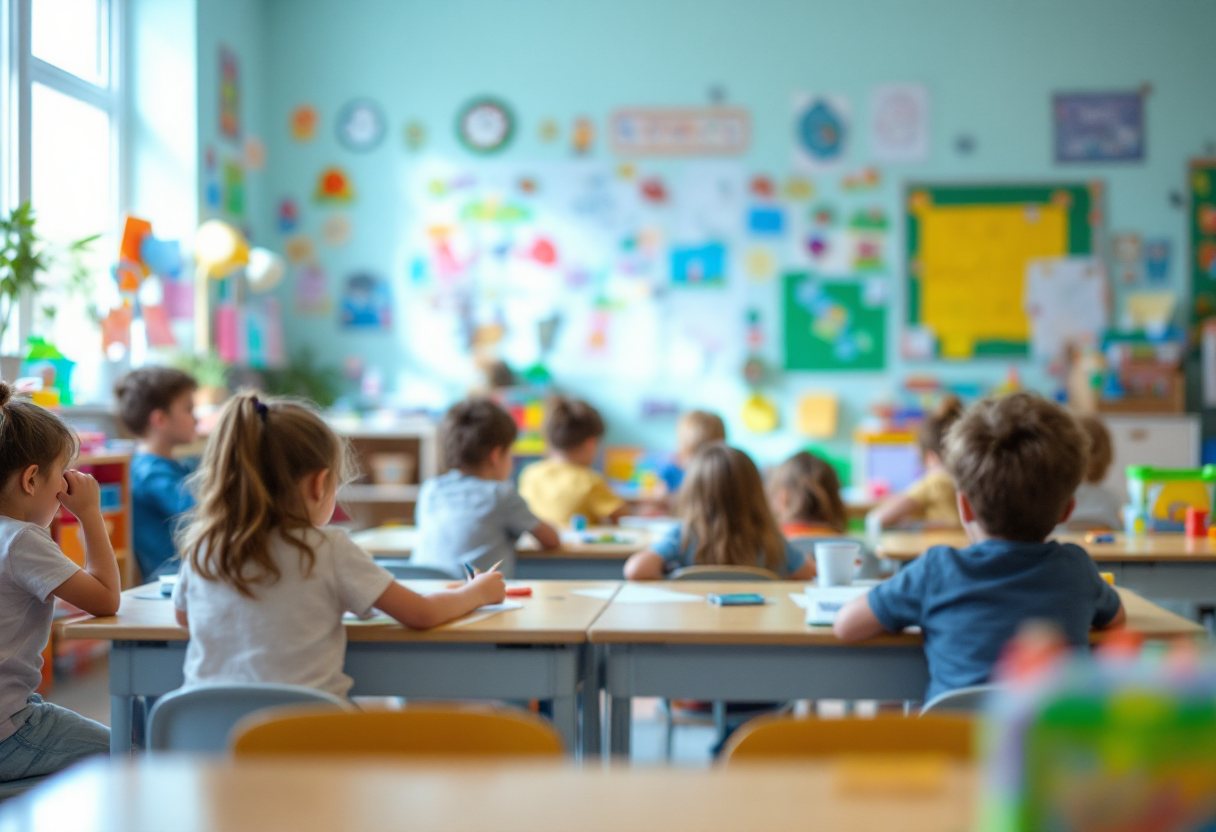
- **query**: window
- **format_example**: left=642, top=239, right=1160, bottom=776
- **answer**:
left=3, top=0, right=122, bottom=393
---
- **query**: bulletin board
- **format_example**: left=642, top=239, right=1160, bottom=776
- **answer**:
left=1190, top=159, right=1216, bottom=329
left=905, top=183, right=1098, bottom=359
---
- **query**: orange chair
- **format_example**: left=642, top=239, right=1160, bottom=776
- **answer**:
left=230, top=704, right=564, bottom=758
left=722, top=714, right=976, bottom=762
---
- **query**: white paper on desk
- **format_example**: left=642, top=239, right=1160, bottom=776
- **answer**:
left=612, top=584, right=702, bottom=604
left=447, top=601, right=525, bottom=628
left=798, top=587, right=872, bottom=626
left=572, top=587, right=618, bottom=600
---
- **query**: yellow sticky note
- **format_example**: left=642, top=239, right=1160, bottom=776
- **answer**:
left=741, top=393, right=779, bottom=434
left=796, top=393, right=838, bottom=438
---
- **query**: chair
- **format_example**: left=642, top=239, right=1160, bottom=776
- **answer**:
left=663, top=565, right=781, bottom=757
left=668, top=565, right=781, bottom=582
left=722, top=714, right=976, bottom=762
left=0, top=776, right=48, bottom=804
left=230, top=704, right=564, bottom=758
left=377, top=559, right=455, bottom=580
left=146, top=683, right=350, bottom=752
left=920, top=684, right=1000, bottom=716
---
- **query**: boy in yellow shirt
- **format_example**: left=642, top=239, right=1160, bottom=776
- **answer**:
left=520, top=397, right=625, bottom=528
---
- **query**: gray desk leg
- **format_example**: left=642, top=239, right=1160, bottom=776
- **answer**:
left=609, top=695, right=631, bottom=758
left=551, top=694, right=578, bottom=756
left=109, top=695, right=132, bottom=756
left=581, top=644, right=602, bottom=763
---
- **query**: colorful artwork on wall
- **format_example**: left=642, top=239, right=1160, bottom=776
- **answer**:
left=219, top=47, right=240, bottom=141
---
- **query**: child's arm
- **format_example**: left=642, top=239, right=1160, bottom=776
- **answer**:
left=52, top=471, right=121, bottom=617
left=530, top=522, right=561, bottom=550
left=788, top=559, right=817, bottom=581
left=834, top=595, right=890, bottom=641
left=1099, top=605, right=1127, bottom=629
left=868, top=494, right=919, bottom=529
left=623, top=549, right=666, bottom=580
left=374, top=571, right=506, bottom=630
left=175, top=609, right=188, bottom=628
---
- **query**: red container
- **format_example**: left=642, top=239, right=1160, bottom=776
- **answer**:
left=1185, top=507, right=1209, bottom=538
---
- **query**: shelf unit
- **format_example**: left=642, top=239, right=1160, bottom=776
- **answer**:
left=333, top=419, right=438, bottom=531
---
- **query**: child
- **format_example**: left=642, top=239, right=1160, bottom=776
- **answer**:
left=413, top=398, right=560, bottom=578
left=835, top=392, right=1125, bottom=702
left=519, top=396, right=625, bottom=528
left=868, top=395, right=965, bottom=529
left=0, top=383, right=119, bottom=781
left=172, top=393, right=505, bottom=696
left=1061, top=414, right=1122, bottom=531
left=658, top=410, right=727, bottom=495
left=624, top=444, right=817, bottom=580
left=114, top=367, right=199, bottom=581
left=767, top=450, right=847, bottom=538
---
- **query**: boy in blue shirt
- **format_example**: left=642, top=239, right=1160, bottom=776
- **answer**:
left=114, top=368, right=199, bottom=581
left=413, top=398, right=560, bottom=578
left=835, top=392, right=1125, bottom=701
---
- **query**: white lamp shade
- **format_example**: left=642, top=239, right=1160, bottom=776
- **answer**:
left=246, top=247, right=287, bottom=293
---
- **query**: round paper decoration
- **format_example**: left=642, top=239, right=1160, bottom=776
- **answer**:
left=456, top=97, right=514, bottom=154
left=336, top=99, right=386, bottom=152
left=797, top=100, right=845, bottom=163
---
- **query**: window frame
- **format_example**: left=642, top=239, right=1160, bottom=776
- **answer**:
left=1, top=0, right=126, bottom=346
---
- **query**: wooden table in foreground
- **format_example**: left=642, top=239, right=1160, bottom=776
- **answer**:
left=60, top=581, right=622, bottom=757
left=588, top=581, right=1204, bottom=757
left=351, top=526, right=648, bottom=579
left=877, top=531, right=1216, bottom=605
left=0, top=758, right=976, bottom=832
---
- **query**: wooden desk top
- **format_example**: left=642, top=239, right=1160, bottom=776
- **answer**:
left=352, top=525, right=649, bottom=561
left=59, top=581, right=621, bottom=645
left=586, top=581, right=1203, bottom=646
left=877, top=531, right=1216, bottom=563
left=0, top=758, right=976, bottom=832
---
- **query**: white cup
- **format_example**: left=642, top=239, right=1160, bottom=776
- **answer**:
left=815, top=541, right=860, bottom=588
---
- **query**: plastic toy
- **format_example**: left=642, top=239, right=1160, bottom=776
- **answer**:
left=1125, top=465, right=1216, bottom=532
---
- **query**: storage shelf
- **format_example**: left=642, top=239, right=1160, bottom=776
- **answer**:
left=339, top=483, right=421, bottom=503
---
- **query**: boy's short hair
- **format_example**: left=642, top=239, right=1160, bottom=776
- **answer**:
left=114, top=367, right=198, bottom=437
left=1076, top=414, right=1113, bottom=483
left=676, top=410, right=726, bottom=455
left=544, top=396, right=605, bottom=452
left=944, top=392, right=1087, bottom=542
left=440, top=398, right=518, bottom=472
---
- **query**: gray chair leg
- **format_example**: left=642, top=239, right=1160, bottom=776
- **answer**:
left=713, top=701, right=727, bottom=738
left=662, top=699, right=674, bottom=760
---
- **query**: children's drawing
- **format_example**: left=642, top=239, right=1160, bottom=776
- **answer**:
left=870, top=83, right=929, bottom=163
left=315, top=167, right=355, bottom=203
left=793, top=93, right=849, bottom=170
left=670, top=242, right=727, bottom=287
left=290, top=105, right=318, bottom=142
left=277, top=198, right=299, bottom=234
left=219, top=47, right=240, bottom=141
left=340, top=272, right=392, bottom=329
left=1145, top=238, right=1171, bottom=283
left=294, top=264, right=330, bottom=315
left=337, top=99, right=386, bottom=153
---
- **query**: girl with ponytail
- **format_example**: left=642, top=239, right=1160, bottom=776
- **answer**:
left=766, top=451, right=848, bottom=539
left=173, top=392, right=504, bottom=697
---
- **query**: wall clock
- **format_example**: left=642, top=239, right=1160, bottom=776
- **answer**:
left=457, top=97, right=514, bottom=154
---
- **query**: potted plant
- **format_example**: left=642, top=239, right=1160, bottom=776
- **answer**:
left=0, top=203, right=98, bottom=381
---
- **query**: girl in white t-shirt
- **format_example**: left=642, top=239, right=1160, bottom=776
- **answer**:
left=173, top=393, right=504, bottom=697
left=0, top=383, right=120, bottom=781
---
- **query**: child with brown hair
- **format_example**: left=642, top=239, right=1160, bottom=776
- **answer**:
left=868, top=395, right=965, bottom=529
left=173, top=392, right=505, bottom=696
left=414, top=398, right=560, bottom=578
left=836, top=392, right=1124, bottom=701
left=624, top=444, right=816, bottom=580
left=658, top=410, right=727, bottom=496
left=114, top=367, right=199, bottom=580
left=767, top=450, right=848, bottom=538
left=0, top=383, right=119, bottom=781
left=1061, top=414, right=1122, bottom=531
left=519, top=396, right=625, bottom=527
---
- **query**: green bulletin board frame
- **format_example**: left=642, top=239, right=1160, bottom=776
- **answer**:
left=1190, top=160, right=1216, bottom=332
left=905, top=182, right=1099, bottom=358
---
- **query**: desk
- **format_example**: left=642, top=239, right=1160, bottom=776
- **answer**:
left=0, top=758, right=976, bottom=832
left=588, top=581, right=1203, bottom=757
left=60, top=581, right=621, bottom=757
left=351, top=526, right=646, bottom=580
left=877, top=531, right=1216, bottom=605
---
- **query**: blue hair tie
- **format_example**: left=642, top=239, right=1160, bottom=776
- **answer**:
left=252, top=396, right=269, bottom=422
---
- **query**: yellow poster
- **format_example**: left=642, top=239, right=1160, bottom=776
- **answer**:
left=918, top=203, right=1068, bottom=358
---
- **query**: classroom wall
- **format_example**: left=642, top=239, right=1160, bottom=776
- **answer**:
left=255, top=0, right=1216, bottom=466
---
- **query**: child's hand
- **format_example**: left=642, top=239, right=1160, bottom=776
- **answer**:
left=58, top=470, right=101, bottom=519
left=469, top=571, right=507, bottom=606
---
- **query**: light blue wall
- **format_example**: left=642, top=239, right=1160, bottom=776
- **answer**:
left=256, top=0, right=1216, bottom=466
